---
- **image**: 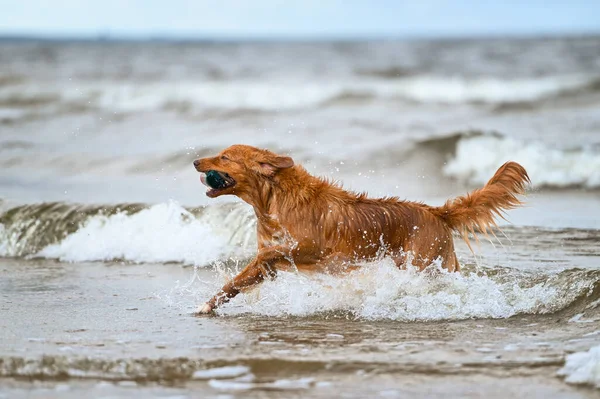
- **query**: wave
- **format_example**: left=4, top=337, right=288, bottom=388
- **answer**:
left=557, top=345, right=600, bottom=388
left=0, top=355, right=321, bottom=390
left=0, top=351, right=573, bottom=385
left=192, top=261, right=600, bottom=321
left=362, top=130, right=600, bottom=190
left=0, top=82, right=341, bottom=114
left=372, top=75, right=595, bottom=104
left=2, top=199, right=600, bottom=321
left=0, top=200, right=256, bottom=265
left=1, top=75, right=597, bottom=117
left=437, top=132, right=600, bottom=189
left=0, top=356, right=255, bottom=383
left=329, top=74, right=599, bottom=106
left=493, top=76, right=600, bottom=111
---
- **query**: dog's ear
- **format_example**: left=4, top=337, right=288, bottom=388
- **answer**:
left=258, top=155, right=294, bottom=177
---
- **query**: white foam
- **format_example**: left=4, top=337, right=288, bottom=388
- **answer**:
left=373, top=75, right=589, bottom=103
left=192, top=366, right=250, bottom=380
left=1, top=75, right=591, bottom=113
left=557, top=345, right=600, bottom=388
left=37, top=201, right=252, bottom=266
left=210, top=258, right=588, bottom=321
left=444, top=134, right=600, bottom=188
left=0, top=81, right=341, bottom=112
left=0, top=223, right=7, bottom=256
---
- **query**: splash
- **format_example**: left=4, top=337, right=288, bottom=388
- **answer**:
left=557, top=345, right=600, bottom=388
left=169, top=258, right=599, bottom=321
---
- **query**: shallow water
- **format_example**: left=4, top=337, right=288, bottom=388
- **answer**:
left=1, top=36, right=600, bottom=396
left=1, top=259, right=599, bottom=397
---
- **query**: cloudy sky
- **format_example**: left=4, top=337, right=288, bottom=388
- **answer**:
left=1, top=0, right=599, bottom=39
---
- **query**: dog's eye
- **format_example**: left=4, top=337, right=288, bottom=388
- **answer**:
left=221, top=156, right=229, bottom=161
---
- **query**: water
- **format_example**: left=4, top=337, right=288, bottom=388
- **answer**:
left=1, top=36, right=600, bottom=397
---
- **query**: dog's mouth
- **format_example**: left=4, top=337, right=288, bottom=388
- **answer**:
left=200, top=170, right=236, bottom=198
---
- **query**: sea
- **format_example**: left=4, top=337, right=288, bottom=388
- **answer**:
left=0, top=36, right=599, bottom=397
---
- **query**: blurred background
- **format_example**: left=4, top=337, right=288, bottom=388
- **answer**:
left=1, top=0, right=599, bottom=227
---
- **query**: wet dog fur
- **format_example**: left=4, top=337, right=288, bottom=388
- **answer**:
left=193, top=144, right=529, bottom=314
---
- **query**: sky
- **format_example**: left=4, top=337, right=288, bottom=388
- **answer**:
left=1, top=0, right=599, bottom=39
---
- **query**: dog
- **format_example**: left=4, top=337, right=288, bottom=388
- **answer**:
left=193, top=144, right=529, bottom=314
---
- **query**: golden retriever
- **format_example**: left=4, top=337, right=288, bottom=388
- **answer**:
left=193, top=144, right=529, bottom=314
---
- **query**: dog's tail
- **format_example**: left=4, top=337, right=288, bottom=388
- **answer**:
left=432, top=161, right=530, bottom=248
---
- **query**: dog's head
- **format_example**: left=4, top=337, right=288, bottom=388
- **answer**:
left=193, top=145, right=294, bottom=199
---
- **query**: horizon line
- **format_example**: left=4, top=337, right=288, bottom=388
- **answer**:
left=1, top=29, right=600, bottom=43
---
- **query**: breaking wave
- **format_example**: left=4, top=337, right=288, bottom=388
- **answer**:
left=1, top=74, right=597, bottom=118
left=439, top=133, right=600, bottom=189
left=362, top=130, right=600, bottom=190
left=0, top=200, right=256, bottom=265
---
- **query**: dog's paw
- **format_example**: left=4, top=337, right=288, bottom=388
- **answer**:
left=194, top=303, right=214, bottom=316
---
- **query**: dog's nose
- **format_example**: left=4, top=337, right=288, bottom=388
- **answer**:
left=193, top=159, right=200, bottom=168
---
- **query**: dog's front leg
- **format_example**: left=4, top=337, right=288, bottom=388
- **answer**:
left=196, top=246, right=289, bottom=314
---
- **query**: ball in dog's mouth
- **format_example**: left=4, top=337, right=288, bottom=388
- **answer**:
left=200, top=170, right=236, bottom=197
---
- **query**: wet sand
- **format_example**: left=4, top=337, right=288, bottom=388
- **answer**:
left=1, top=258, right=599, bottom=398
